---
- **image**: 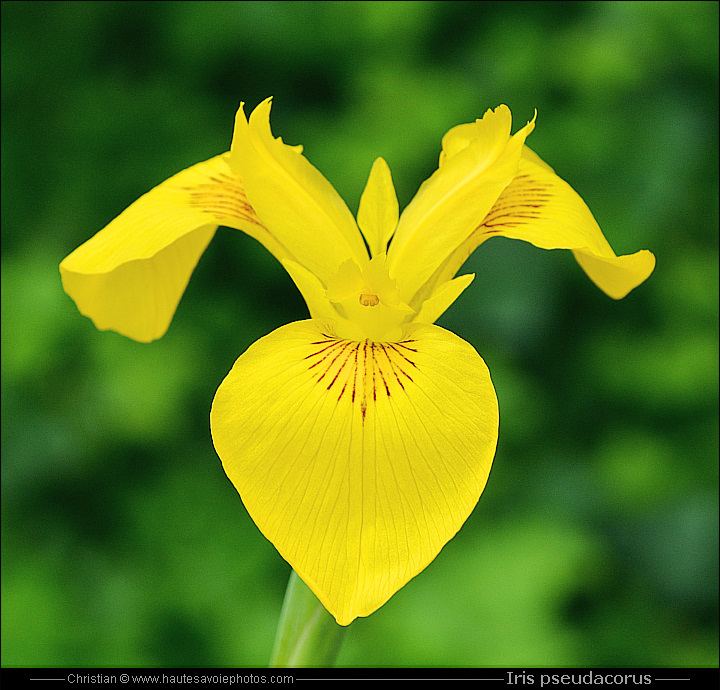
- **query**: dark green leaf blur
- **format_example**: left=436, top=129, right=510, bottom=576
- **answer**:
left=2, top=0, right=717, bottom=668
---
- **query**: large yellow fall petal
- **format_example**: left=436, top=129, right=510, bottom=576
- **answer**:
left=227, top=99, right=368, bottom=284
left=422, top=149, right=655, bottom=300
left=210, top=319, right=498, bottom=625
left=60, top=154, right=284, bottom=342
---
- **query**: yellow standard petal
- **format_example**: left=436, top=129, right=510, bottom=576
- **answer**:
left=357, top=157, right=399, bottom=258
left=210, top=319, right=498, bottom=626
left=60, top=154, right=284, bottom=342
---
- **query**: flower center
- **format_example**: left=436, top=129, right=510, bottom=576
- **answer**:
left=326, top=256, right=414, bottom=342
left=359, top=293, right=380, bottom=307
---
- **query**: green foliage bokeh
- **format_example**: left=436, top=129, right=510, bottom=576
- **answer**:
left=2, top=0, right=717, bottom=668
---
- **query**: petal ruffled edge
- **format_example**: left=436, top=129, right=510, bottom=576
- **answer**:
left=227, top=99, right=368, bottom=284
left=387, top=107, right=535, bottom=305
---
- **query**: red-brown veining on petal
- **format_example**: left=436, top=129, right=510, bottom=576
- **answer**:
left=320, top=342, right=354, bottom=386
left=360, top=340, right=369, bottom=420
left=327, top=350, right=353, bottom=390
left=181, top=172, right=268, bottom=228
left=386, top=343, right=417, bottom=384
left=478, top=174, right=552, bottom=235
left=306, top=342, right=348, bottom=388
left=370, top=343, right=378, bottom=402
left=352, top=343, right=359, bottom=403
left=388, top=343, right=419, bottom=369
left=304, top=335, right=421, bottom=425
left=305, top=339, right=355, bottom=399
left=393, top=339, right=418, bottom=351
left=371, top=342, right=389, bottom=398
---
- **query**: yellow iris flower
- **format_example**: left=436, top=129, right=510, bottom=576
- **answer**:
left=60, top=98, right=655, bottom=626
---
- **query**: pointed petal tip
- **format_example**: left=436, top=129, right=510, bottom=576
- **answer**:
left=249, top=96, right=275, bottom=126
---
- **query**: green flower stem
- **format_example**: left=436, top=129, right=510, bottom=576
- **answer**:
left=270, top=570, right=347, bottom=667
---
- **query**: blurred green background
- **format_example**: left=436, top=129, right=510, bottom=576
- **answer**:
left=2, top=0, right=717, bottom=668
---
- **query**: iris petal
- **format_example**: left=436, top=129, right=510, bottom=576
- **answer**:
left=60, top=154, right=281, bottom=342
left=414, top=273, right=475, bottom=324
left=387, top=107, right=535, bottom=305
left=228, top=99, right=368, bottom=284
left=424, top=149, right=655, bottom=300
left=357, top=157, right=399, bottom=258
left=210, top=320, right=498, bottom=625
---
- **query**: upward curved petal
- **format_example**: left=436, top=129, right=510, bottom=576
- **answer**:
left=227, top=99, right=368, bottom=284
left=357, top=157, right=399, bottom=258
left=60, top=155, right=284, bottom=342
left=210, top=320, right=498, bottom=626
left=423, top=149, right=655, bottom=300
left=387, top=106, right=535, bottom=304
